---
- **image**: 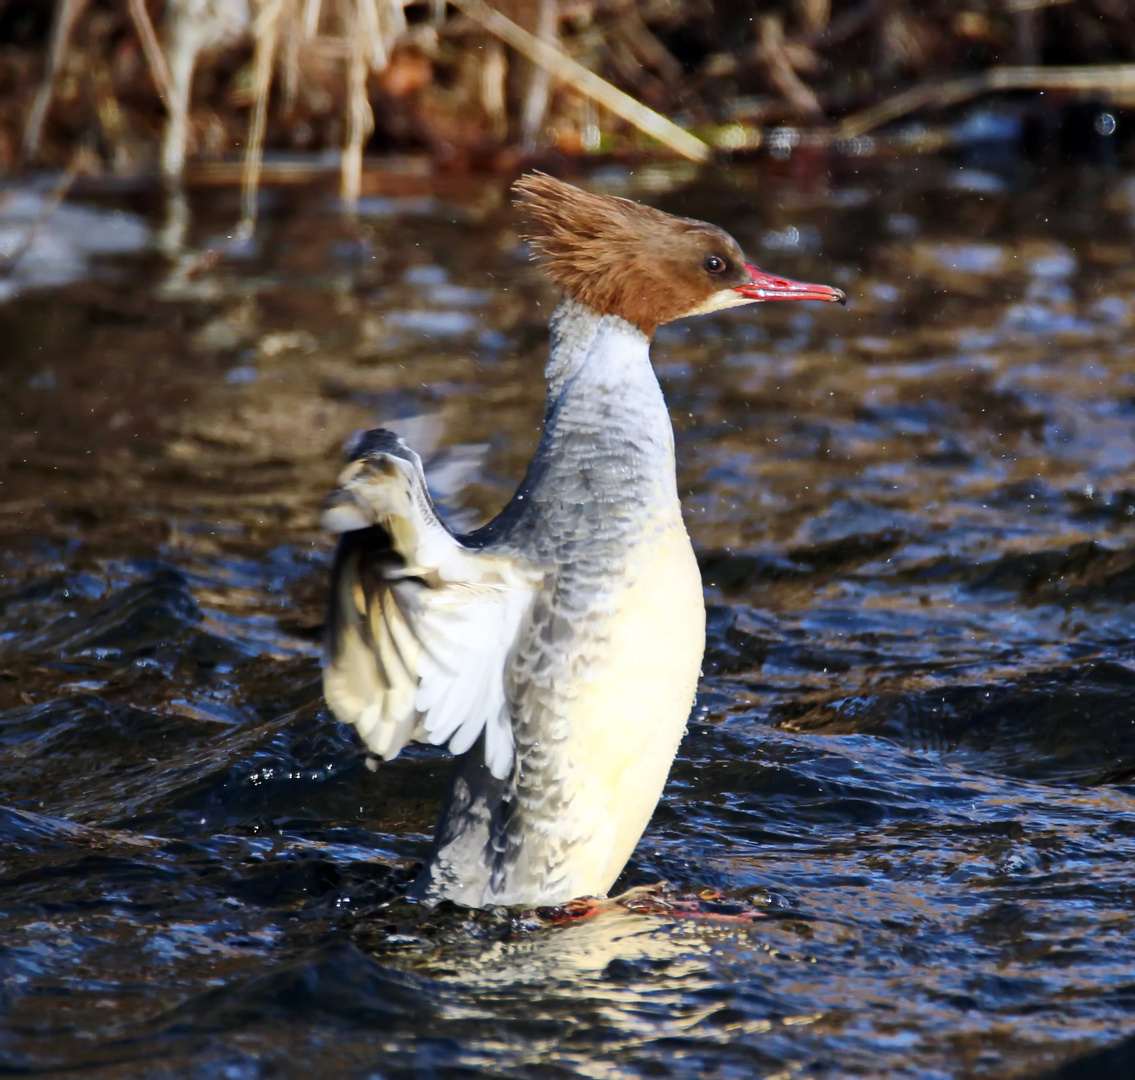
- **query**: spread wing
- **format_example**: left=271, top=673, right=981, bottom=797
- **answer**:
left=322, top=430, right=535, bottom=781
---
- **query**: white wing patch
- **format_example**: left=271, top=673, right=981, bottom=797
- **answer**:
left=322, top=435, right=535, bottom=780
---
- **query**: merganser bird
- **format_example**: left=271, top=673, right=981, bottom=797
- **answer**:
left=322, top=173, right=844, bottom=908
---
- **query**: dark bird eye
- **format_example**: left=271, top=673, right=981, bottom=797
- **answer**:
left=704, top=255, right=727, bottom=274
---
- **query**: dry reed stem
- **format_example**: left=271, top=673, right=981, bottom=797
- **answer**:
left=1005, top=0, right=1074, bottom=11
left=22, top=0, right=88, bottom=160
left=0, top=145, right=90, bottom=275
left=241, top=0, right=282, bottom=236
left=617, top=7, right=682, bottom=87
left=127, top=0, right=175, bottom=107
left=839, top=63, right=1135, bottom=138
left=481, top=39, right=509, bottom=142
left=339, top=0, right=402, bottom=213
left=755, top=13, right=823, bottom=120
left=795, top=0, right=831, bottom=38
left=341, top=1, right=374, bottom=212
left=185, top=159, right=342, bottom=184
left=520, top=0, right=557, bottom=149
left=302, top=0, right=323, bottom=36
left=282, top=4, right=302, bottom=116
left=449, top=0, right=711, bottom=162
left=90, top=59, right=128, bottom=151
left=254, top=0, right=289, bottom=39
left=174, top=0, right=403, bottom=224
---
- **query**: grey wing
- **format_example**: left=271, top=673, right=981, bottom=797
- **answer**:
left=322, top=431, right=535, bottom=781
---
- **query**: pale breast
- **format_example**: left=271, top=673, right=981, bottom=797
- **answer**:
left=554, top=519, right=706, bottom=897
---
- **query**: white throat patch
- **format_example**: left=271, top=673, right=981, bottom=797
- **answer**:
left=677, top=287, right=758, bottom=320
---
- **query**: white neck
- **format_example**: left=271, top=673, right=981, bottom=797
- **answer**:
left=544, top=299, right=650, bottom=403
left=475, top=299, right=681, bottom=553
left=541, top=299, right=676, bottom=491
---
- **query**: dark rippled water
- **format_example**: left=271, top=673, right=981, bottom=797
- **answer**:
left=3, top=157, right=1135, bottom=1078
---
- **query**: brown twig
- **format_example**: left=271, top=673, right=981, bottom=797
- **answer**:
left=520, top=0, right=557, bottom=149
left=341, top=1, right=375, bottom=213
left=302, top=0, right=324, bottom=36
left=481, top=39, right=509, bottom=142
left=815, top=0, right=879, bottom=49
left=241, top=0, right=282, bottom=236
left=448, top=0, right=711, bottom=162
left=1004, top=0, right=1074, bottom=11
left=340, top=0, right=402, bottom=213
left=0, top=147, right=90, bottom=277
left=616, top=7, right=683, bottom=87
left=794, top=0, right=831, bottom=39
left=838, top=64, right=1135, bottom=139
left=22, top=0, right=89, bottom=160
left=754, top=13, right=824, bottom=121
left=127, top=0, right=175, bottom=108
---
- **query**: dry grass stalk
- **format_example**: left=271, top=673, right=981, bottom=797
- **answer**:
left=22, top=0, right=88, bottom=160
left=253, top=0, right=289, bottom=38
left=0, top=144, right=92, bottom=276
left=128, top=0, right=175, bottom=107
left=341, top=2, right=375, bottom=211
left=839, top=63, right=1135, bottom=138
left=90, top=59, right=128, bottom=155
left=281, top=5, right=302, bottom=116
left=1004, top=0, right=1075, bottom=11
left=795, top=0, right=831, bottom=38
left=616, top=7, right=682, bottom=88
left=345, top=0, right=405, bottom=210
left=520, top=0, right=557, bottom=149
left=241, top=0, right=282, bottom=235
left=162, top=2, right=252, bottom=178
left=302, top=0, right=323, bottom=36
left=481, top=39, right=509, bottom=142
left=240, top=0, right=406, bottom=226
left=755, top=13, right=823, bottom=121
left=449, top=0, right=711, bottom=162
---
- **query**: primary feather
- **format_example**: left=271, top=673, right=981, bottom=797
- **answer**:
left=323, top=430, right=536, bottom=781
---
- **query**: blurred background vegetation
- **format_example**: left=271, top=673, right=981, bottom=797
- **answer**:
left=1, top=0, right=1134, bottom=224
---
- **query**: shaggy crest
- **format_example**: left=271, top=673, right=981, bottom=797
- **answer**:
left=513, top=172, right=752, bottom=337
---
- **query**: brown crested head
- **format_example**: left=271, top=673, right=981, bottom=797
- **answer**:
left=512, top=172, right=844, bottom=339
left=514, top=172, right=749, bottom=338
